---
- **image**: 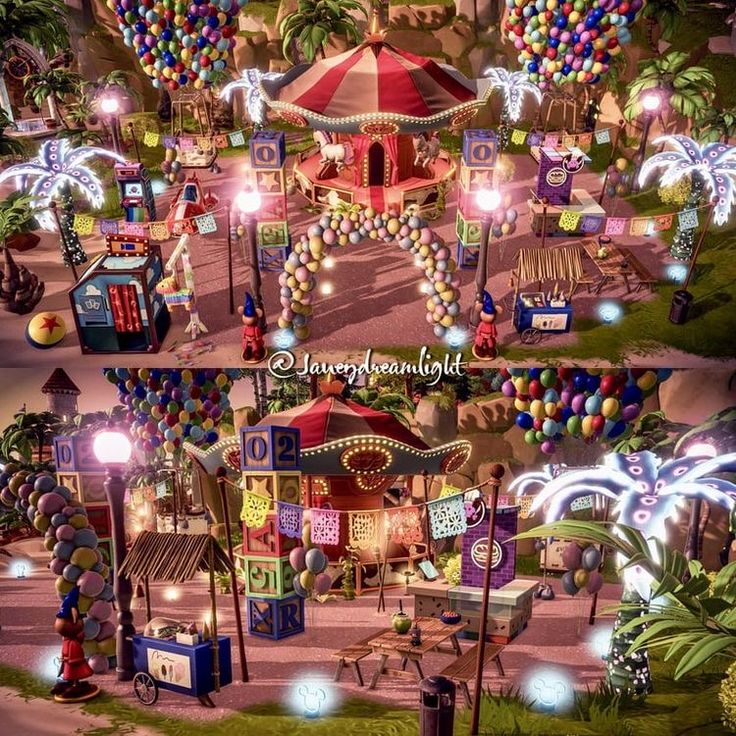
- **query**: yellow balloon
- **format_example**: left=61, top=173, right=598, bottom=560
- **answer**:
left=514, top=397, right=530, bottom=412
left=530, top=399, right=545, bottom=419
left=294, top=325, right=310, bottom=340
left=601, top=397, right=619, bottom=418
left=278, top=317, right=291, bottom=329
left=440, top=315, right=454, bottom=327
left=637, top=371, right=657, bottom=391
left=581, top=415, right=595, bottom=437
left=181, top=369, right=192, bottom=383
left=544, top=401, right=557, bottom=417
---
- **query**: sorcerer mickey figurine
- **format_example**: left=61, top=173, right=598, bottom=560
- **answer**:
left=238, top=292, right=266, bottom=364
left=51, top=586, right=100, bottom=703
left=472, top=289, right=503, bottom=360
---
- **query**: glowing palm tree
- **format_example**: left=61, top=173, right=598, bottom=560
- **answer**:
left=638, top=135, right=736, bottom=260
left=0, top=138, right=126, bottom=267
left=510, top=449, right=736, bottom=695
left=219, top=69, right=283, bottom=129
left=483, top=67, right=542, bottom=150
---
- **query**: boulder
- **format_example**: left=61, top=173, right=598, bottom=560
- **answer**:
left=458, top=396, right=514, bottom=434
left=455, top=0, right=496, bottom=26
left=435, top=19, right=476, bottom=60
left=232, top=32, right=270, bottom=72
left=389, top=3, right=454, bottom=30
left=658, top=369, right=736, bottom=426
left=384, top=29, right=445, bottom=58
left=415, top=398, right=458, bottom=446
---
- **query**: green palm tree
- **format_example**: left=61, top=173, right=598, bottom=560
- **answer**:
left=349, top=387, right=415, bottom=428
left=0, top=410, right=62, bottom=466
left=0, top=0, right=69, bottom=54
left=624, top=52, right=715, bottom=123
left=280, top=0, right=367, bottom=64
left=0, top=109, right=23, bottom=157
left=23, top=68, right=82, bottom=128
left=693, top=106, right=736, bottom=145
left=639, top=0, right=687, bottom=51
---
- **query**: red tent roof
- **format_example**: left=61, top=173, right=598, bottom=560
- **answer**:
left=256, top=394, right=428, bottom=450
left=41, top=369, right=80, bottom=395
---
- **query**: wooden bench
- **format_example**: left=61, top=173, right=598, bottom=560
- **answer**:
left=620, top=248, right=657, bottom=292
left=332, top=629, right=390, bottom=687
left=440, top=643, right=505, bottom=707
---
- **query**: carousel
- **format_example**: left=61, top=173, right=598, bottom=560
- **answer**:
left=255, top=13, right=491, bottom=216
left=186, top=378, right=472, bottom=593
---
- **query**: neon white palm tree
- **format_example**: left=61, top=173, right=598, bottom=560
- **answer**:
left=0, top=138, right=126, bottom=266
left=638, top=135, right=736, bottom=260
left=511, top=449, right=736, bottom=694
left=484, top=67, right=543, bottom=124
left=219, top=69, right=283, bottom=129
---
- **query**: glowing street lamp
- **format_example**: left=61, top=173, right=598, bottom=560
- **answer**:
left=236, top=187, right=266, bottom=331
left=93, top=430, right=135, bottom=681
left=98, top=95, right=123, bottom=155
left=633, top=91, right=662, bottom=192
left=469, top=188, right=502, bottom=327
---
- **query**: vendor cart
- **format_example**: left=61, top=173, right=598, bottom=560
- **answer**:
left=511, top=245, right=583, bottom=344
left=132, top=634, right=232, bottom=707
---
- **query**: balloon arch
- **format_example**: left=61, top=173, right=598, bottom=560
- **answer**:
left=276, top=206, right=462, bottom=342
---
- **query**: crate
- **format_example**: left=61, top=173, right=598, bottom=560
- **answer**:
left=243, top=554, right=295, bottom=598
left=407, top=580, right=452, bottom=618
left=462, top=130, right=498, bottom=168
left=53, top=435, right=105, bottom=473
left=241, top=511, right=299, bottom=558
left=249, top=130, right=286, bottom=169
left=241, top=472, right=302, bottom=506
left=457, top=609, right=529, bottom=644
left=456, top=211, right=482, bottom=246
left=240, top=426, right=301, bottom=471
left=540, top=537, right=576, bottom=572
left=247, top=594, right=305, bottom=640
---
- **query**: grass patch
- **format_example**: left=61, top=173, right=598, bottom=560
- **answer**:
left=240, top=0, right=279, bottom=26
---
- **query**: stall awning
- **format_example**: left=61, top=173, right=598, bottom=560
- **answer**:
left=515, top=245, right=585, bottom=284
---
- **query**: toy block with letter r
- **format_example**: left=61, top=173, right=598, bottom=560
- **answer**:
left=242, top=511, right=299, bottom=557
left=243, top=554, right=295, bottom=598
left=241, top=472, right=302, bottom=506
left=240, top=426, right=300, bottom=471
left=247, top=594, right=305, bottom=640
left=249, top=130, right=286, bottom=169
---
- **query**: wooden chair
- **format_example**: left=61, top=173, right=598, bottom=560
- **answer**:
left=620, top=248, right=656, bottom=293
left=440, top=643, right=506, bottom=707
left=332, top=629, right=389, bottom=686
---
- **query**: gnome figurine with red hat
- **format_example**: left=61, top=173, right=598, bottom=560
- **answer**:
left=238, top=292, right=266, bottom=363
left=51, top=586, right=100, bottom=703
left=472, top=290, right=503, bottom=360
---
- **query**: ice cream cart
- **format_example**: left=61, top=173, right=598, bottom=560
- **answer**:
left=513, top=292, right=573, bottom=344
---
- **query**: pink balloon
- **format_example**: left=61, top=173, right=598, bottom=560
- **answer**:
left=586, top=571, right=604, bottom=594
left=79, top=570, right=105, bottom=598
left=56, top=524, right=75, bottom=542
left=314, top=572, right=332, bottom=596
left=97, top=620, right=115, bottom=641
left=562, top=542, right=583, bottom=570
left=88, top=599, right=113, bottom=622
left=289, top=546, right=307, bottom=573
left=88, top=654, right=109, bottom=674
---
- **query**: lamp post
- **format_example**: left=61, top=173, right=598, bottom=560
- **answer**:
left=99, top=96, right=122, bottom=156
left=469, top=188, right=502, bottom=327
left=235, top=187, right=266, bottom=331
left=469, top=463, right=506, bottom=736
left=632, top=93, right=661, bottom=193
left=93, top=429, right=135, bottom=682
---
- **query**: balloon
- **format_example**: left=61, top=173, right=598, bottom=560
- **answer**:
left=83, top=618, right=101, bottom=640
left=561, top=542, right=583, bottom=570
left=585, top=571, right=604, bottom=594
left=305, top=548, right=328, bottom=574
left=561, top=570, right=579, bottom=595
left=293, top=576, right=309, bottom=598
left=289, top=546, right=307, bottom=573
left=299, top=570, right=315, bottom=592
left=313, top=572, right=332, bottom=596
left=573, top=568, right=590, bottom=588
left=581, top=545, right=602, bottom=571
left=88, top=600, right=113, bottom=621
left=79, top=570, right=106, bottom=598
left=88, top=653, right=110, bottom=674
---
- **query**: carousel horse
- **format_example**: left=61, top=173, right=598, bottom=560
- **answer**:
left=313, top=130, right=354, bottom=171
left=412, top=132, right=441, bottom=167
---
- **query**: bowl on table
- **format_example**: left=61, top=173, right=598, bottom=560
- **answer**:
left=440, top=612, right=462, bottom=625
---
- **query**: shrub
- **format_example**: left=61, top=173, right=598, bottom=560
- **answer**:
left=443, top=553, right=462, bottom=586
left=719, top=662, right=736, bottom=732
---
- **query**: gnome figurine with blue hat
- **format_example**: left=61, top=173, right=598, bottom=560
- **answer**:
left=238, top=291, right=266, bottom=363
left=51, top=585, right=100, bottom=703
left=472, top=289, right=503, bottom=360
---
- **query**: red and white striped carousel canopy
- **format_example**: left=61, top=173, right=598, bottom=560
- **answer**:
left=260, top=39, right=487, bottom=134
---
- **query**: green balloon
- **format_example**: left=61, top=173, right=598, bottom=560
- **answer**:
left=140, top=400, right=151, bottom=413
left=540, top=369, right=557, bottom=388
left=168, top=401, right=179, bottom=414
left=524, top=429, right=537, bottom=445
left=535, top=430, right=546, bottom=443
left=567, top=415, right=582, bottom=436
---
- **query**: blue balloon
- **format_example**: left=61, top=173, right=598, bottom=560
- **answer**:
left=621, top=385, right=643, bottom=405
left=586, top=375, right=600, bottom=392
left=516, top=412, right=534, bottom=430
left=528, top=368, right=541, bottom=380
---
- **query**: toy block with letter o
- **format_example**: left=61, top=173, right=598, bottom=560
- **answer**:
left=462, top=129, right=498, bottom=168
left=247, top=594, right=305, bottom=640
left=53, top=435, right=105, bottom=473
left=240, top=426, right=300, bottom=471
left=249, top=130, right=286, bottom=169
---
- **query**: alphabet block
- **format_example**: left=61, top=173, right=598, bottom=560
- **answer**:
left=253, top=168, right=287, bottom=194
left=243, top=555, right=295, bottom=598
left=53, top=435, right=105, bottom=473
left=242, top=511, right=299, bottom=557
left=459, top=164, right=495, bottom=193
left=249, top=130, right=286, bottom=169
left=456, top=210, right=482, bottom=246
left=259, top=193, right=288, bottom=221
left=462, top=130, right=498, bottom=168
left=241, top=472, right=302, bottom=506
left=247, top=594, right=305, bottom=640
left=240, top=426, right=301, bottom=471
left=256, top=220, right=289, bottom=248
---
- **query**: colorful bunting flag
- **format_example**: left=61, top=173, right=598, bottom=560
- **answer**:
left=123, top=221, right=146, bottom=236
left=214, top=134, right=229, bottom=149
left=440, top=483, right=463, bottom=498
left=594, top=128, right=611, bottom=145
left=577, top=132, right=593, bottom=149
left=629, top=217, right=650, bottom=236
left=678, top=209, right=699, bottom=231
left=277, top=502, right=303, bottom=539
left=653, top=213, right=673, bottom=232
left=516, top=496, right=535, bottom=519
left=561, top=135, right=576, bottom=148
left=581, top=215, right=603, bottom=234
left=570, top=494, right=594, bottom=511
left=195, top=213, right=218, bottom=235
left=99, top=219, right=119, bottom=235
left=148, top=221, right=171, bottom=241
left=72, top=214, right=95, bottom=235
left=197, top=136, right=213, bottom=151
left=527, top=131, right=544, bottom=147
left=143, top=486, right=156, bottom=502
left=543, top=133, right=560, bottom=147
left=348, top=510, right=380, bottom=549
left=427, top=493, right=467, bottom=540
left=155, top=480, right=171, bottom=499
left=132, top=489, right=144, bottom=506
left=179, top=136, right=195, bottom=150
left=163, top=135, right=177, bottom=149
left=311, top=508, right=341, bottom=546
left=229, top=130, right=245, bottom=147
left=511, top=129, right=528, bottom=145
left=241, top=491, right=271, bottom=528
left=559, top=210, right=581, bottom=232
left=386, top=506, right=423, bottom=546
left=605, top=217, right=626, bottom=236
left=143, top=131, right=160, bottom=147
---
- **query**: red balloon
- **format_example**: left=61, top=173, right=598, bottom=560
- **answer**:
left=562, top=2, right=573, bottom=14
left=529, top=380, right=544, bottom=400
left=619, top=2, right=630, bottom=13
left=607, top=37, right=619, bottom=48
left=222, top=25, right=235, bottom=38
left=165, top=413, right=178, bottom=427
left=533, top=418, right=543, bottom=431
left=599, top=375, right=617, bottom=396
left=592, top=415, right=605, bottom=433
left=190, top=386, right=201, bottom=399
left=174, top=62, right=185, bottom=73
left=574, top=43, right=584, bottom=55
left=546, top=48, right=557, bottom=60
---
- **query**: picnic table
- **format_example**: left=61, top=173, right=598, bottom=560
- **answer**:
left=581, top=238, right=637, bottom=294
left=367, top=616, right=466, bottom=690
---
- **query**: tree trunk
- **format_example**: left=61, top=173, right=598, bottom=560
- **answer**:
left=684, top=498, right=702, bottom=560
left=670, top=173, right=704, bottom=261
left=157, top=88, right=172, bottom=122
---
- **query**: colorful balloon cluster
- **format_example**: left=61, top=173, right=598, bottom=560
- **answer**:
left=501, top=367, right=673, bottom=454
left=604, top=157, right=633, bottom=200
left=490, top=199, right=519, bottom=239
left=289, top=519, right=332, bottom=598
left=561, top=542, right=604, bottom=596
left=107, top=0, right=246, bottom=91
left=104, top=368, right=237, bottom=457
left=0, top=467, right=115, bottom=672
left=278, top=208, right=462, bottom=341
left=504, top=0, right=643, bottom=89
left=161, top=142, right=186, bottom=186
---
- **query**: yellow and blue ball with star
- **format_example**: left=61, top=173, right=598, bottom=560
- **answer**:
left=25, top=312, right=67, bottom=349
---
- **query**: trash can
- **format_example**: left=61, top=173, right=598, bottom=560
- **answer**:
left=669, top=289, right=693, bottom=325
left=419, top=675, right=456, bottom=736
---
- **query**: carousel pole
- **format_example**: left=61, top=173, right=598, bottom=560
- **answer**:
left=208, top=538, right=221, bottom=694
left=216, top=468, right=250, bottom=682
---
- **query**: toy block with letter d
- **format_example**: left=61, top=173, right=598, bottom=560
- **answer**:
left=241, top=472, right=302, bottom=506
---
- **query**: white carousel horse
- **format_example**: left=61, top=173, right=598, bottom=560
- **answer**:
left=313, top=130, right=354, bottom=170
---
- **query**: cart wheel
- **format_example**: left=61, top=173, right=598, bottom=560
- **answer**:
left=521, top=328, right=542, bottom=345
left=133, top=672, right=159, bottom=705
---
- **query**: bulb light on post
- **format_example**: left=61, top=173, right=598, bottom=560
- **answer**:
left=470, top=188, right=501, bottom=327
left=99, top=96, right=122, bottom=155
left=93, top=430, right=135, bottom=681
left=236, top=187, right=266, bottom=331
left=633, top=92, right=661, bottom=193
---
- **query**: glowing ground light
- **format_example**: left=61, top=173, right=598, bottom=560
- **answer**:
left=444, top=325, right=469, bottom=349
left=596, top=300, right=623, bottom=324
left=164, top=586, right=180, bottom=602
left=36, top=647, right=63, bottom=683
left=666, top=263, right=688, bottom=283
left=587, top=626, right=613, bottom=660
left=323, top=256, right=336, bottom=269
left=10, top=560, right=30, bottom=578
left=289, top=675, right=338, bottom=719
left=273, top=329, right=297, bottom=350
left=523, top=667, right=575, bottom=712
left=320, top=282, right=334, bottom=296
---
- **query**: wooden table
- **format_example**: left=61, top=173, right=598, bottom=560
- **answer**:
left=367, top=616, right=466, bottom=690
left=581, top=239, right=635, bottom=294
